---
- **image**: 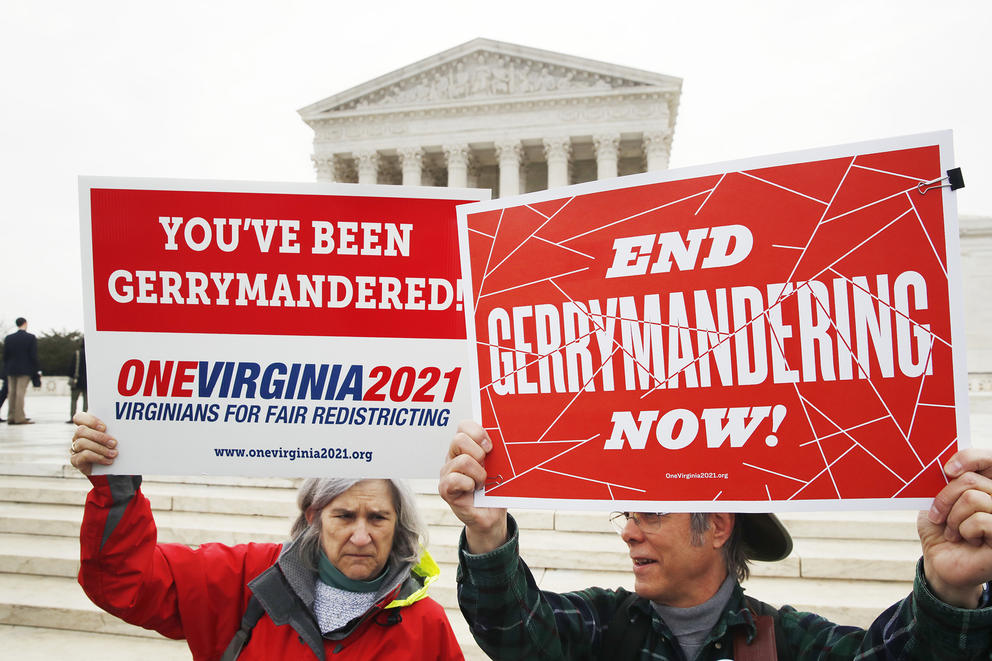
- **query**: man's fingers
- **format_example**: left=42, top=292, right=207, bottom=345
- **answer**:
left=929, top=470, right=992, bottom=524
left=440, top=422, right=493, bottom=508
left=447, top=427, right=491, bottom=464
left=451, top=452, right=488, bottom=487
left=448, top=432, right=487, bottom=464
left=439, top=469, right=479, bottom=503
left=944, top=448, right=992, bottom=480
left=929, top=449, right=992, bottom=525
left=958, top=511, right=992, bottom=546
left=945, top=487, right=992, bottom=542
left=439, top=451, right=488, bottom=498
left=455, top=420, right=492, bottom=452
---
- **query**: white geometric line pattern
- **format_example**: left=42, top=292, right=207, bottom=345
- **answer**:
left=535, top=467, right=646, bottom=493
left=560, top=189, right=712, bottom=244
left=740, top=171, right=831, bottom=205
left=493, top=436, right=599, bottom=490
left=695, top=173, right=726, bottom=216
left=469, top=144, right=956, bottom=504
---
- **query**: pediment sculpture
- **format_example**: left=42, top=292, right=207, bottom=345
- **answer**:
left=332, top=52, right=650, bottom=112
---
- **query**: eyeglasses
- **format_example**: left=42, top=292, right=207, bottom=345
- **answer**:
left=609, top=511, right=669, bottom=535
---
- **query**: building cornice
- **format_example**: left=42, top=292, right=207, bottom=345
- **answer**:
left=305, top=87, right=678, bottom=128
left=299, top=38, right=681, bottom=119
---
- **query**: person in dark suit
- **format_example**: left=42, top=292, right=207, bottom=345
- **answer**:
left=66, top=337, right=87, bottom=423
left=3, top=317, right=39, bottom=425
left=0, top=363, right=7, bottom=423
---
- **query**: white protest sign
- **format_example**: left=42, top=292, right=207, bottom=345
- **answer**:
left=79, top=177, right=489, bottom=477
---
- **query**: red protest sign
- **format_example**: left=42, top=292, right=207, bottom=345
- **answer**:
left=460, top=132, right=966, bottom=510
left=90, top=188, right=467, bottom=339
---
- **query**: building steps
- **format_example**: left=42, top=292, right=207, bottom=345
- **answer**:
left=0, top=474, right=926, bottom=626
left=0, top=477, right=924, bottom=583
left=0, top=624, right=190, bottom=661
left=0, top=572, right=485, bottom=660
left=0, top=398, right=950, bottom=659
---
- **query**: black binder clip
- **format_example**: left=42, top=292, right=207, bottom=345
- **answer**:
left=917, top=167, right=965, bottom=195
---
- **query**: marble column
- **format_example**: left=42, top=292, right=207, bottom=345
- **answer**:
left=399, top=147, right=424, bottom=186
left=594, top=133, right=620, bottom=180
left=466, top=158, right=480, bottom=189
left=543, top=136, right=572, bottom=189
left=443, top=144, right=470, bottom=189
left=643, top=130, right=672, bottom=171
left=495, top=139, right=522, bottom=198
left=355, top=150, right=380, bottom=185
left=311, top=155, right=336, bottom=182
left=519, top=152, right=529, bottom=194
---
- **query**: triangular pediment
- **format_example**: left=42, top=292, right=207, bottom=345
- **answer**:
left=299, top=38, right=681, bottom=118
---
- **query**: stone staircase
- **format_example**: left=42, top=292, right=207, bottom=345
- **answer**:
left=0, top=397, right=945, bottom=659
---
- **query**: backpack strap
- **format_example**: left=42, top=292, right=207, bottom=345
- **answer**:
left=734, top=595, right=790, bottom=661
left=220, top=594, right=266, bottom=661
left=602, top=591, right=648, bottom=660
left=602, top=591, right=791, bottom=661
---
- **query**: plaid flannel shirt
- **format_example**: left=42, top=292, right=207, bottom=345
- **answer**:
left=456, top=516, right=992, bottom=660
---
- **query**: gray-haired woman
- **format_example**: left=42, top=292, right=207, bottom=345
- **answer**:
left=70, top=412, right=463, bottom=660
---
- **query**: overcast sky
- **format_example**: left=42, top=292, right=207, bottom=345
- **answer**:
left=3, top=0, right=989, bottom=334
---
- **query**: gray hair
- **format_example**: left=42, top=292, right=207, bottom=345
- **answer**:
left=291, top=478, right=426, bottom=572
left=689, top=513, right=749, bottom=582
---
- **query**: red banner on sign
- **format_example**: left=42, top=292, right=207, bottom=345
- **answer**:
left=90, top=188, right=467, bottom=339
left=462, top=133, right=965, bottom=508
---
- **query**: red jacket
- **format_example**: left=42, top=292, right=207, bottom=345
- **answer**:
left=78, top=475, right=463, bottom=661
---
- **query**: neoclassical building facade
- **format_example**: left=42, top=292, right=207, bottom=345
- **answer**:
left=299, top=39, right=992, bottom=404
left=298, top=39, right=681, bottom=198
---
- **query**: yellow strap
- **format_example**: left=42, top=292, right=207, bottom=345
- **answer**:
left=385, top=549, right=440, bottom=609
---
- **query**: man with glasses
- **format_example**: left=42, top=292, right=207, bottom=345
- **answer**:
left=439, top=420, right=992, bottom=660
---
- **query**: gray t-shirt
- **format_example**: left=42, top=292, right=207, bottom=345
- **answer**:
left=651, top=573, right=736, bottom=660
